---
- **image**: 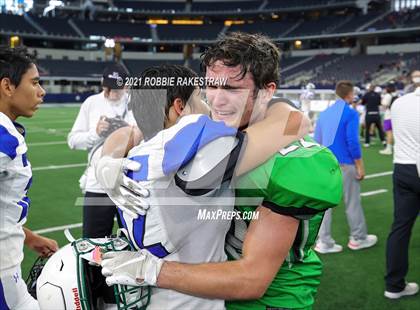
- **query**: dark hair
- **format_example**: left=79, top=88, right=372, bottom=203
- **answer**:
left=129, top=64, right=198, bottom=140
left=201, top=32, right=281, bottom=90
left=335, top=80, right=354, bottom=100
left=386, top=83, right=396, bottom=93
left=0, top=46, right=36, bottom=87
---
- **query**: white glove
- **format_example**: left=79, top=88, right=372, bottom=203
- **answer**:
left=101, top=250, right=163, bottom=287
left=95, top=156, right=150, bottom=218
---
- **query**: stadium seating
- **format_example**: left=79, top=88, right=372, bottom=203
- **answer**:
left=265, top=0, right=355, bottom=10
left=281, top=56, right=311, bottom=69
left=369, top=8, right=420, bottom=30
left=0, top=13, right=39, bottom=34
left=311, top=53, right=419, bottom=84
left=191, top=1, right=261, bottom=12
left=29, top=14, right=79, bottom=37
left=281, top=54, right=343, bottom=82
left=125, top=59, right=184, bottom=75
left=334, top=13, right=381, bottom=33
left=287, top=16, right=343, bottom=37
left=2, top=1, right=416, bottom=89
left=113, top=1, right=185, bottom=12
left=156, top=24, right=224, bottom=41
left=76, top=19, right=151, bottom=39
left=37, top=59, right=116, bottom=77
left=227, top=20, right=296, bottom=38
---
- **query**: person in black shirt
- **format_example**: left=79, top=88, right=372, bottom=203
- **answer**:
left=361, top=84, right=385, bottom=146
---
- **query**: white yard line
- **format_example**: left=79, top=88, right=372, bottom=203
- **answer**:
left=33, top=223, right=83, bottom=234
left=32, top=163, right=86, bottom=171
left=28, top=141, right=67, bottom=146
left=25, top=119, right=75, bottom=125
left=361, top=189, right=388, bottom=197
left=365, top=171, right=393, bottom=179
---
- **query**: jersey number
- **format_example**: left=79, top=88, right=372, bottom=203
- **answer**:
left=278, top=139, right=319, bottom=156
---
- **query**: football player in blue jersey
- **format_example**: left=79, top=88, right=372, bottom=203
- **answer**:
left=0, top=46, right=58, bottom=310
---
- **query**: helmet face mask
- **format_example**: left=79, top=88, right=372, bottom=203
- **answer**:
left=26, top=256, right=49, bottom=299
left=33, top=237, right=150, bottom=310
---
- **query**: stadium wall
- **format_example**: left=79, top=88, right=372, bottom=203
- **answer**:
left=290, top=47, right=351, bottom=57
left=367, top=43, right=420, bottom=54
left=28, top=48, right=184, bottom=61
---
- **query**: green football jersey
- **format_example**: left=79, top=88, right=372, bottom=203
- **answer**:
left=226, top=137, right=342, bottom=310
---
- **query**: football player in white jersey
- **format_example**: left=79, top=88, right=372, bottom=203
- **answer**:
left=94, top=60, right=309, bottom=309
left=0, top=46, right=58, bottom=310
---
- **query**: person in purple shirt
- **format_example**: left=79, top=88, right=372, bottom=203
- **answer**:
left=313, top=80, right=378, bottom=254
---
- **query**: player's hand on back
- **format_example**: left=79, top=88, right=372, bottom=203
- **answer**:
left=95, top=156, right=150, bottom=217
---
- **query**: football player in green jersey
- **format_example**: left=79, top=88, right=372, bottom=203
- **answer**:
left=101, top=32, right=342, bottom=309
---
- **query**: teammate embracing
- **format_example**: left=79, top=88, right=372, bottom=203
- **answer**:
left=97, top=33, right=342, bottom=310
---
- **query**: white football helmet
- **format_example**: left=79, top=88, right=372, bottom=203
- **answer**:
left=35, top=237, right=150, bottom=310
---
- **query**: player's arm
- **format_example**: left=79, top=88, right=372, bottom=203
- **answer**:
left=381, top=94, right=392, bottom=107
left=23, top=227, right=58, bottom=258
left=156, top=206, right=299, bottom=300
left=67, top=100, right=100, bottom=150
left=236, top=102, right=310, bottom=176
left=345, top=111, right=364, bottom=180
left=101, top=126, right=143, bottom=158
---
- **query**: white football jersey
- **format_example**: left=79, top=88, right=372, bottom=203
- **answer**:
left=119, top=115, right=239, bottom=310
left=0, top=112, right=32, bottom=274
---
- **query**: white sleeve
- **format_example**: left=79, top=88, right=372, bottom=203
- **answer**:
left=381, top=94, right=392, bottom=107
left=0, top=154, right=9, bottom=170
left=67, top=99, right=101, bottom=150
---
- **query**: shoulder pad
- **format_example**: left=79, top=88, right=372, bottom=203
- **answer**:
left=175, top=134, right=244, bottom=196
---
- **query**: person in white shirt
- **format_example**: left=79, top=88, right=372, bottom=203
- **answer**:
left=299, top=82, right=316, bottom=126
left=384, top=71, right=420, bottom=299
left=0, top=46, right=58, bottom=310
left=67, top=63, right=136, bottom=306
left=379, top=82, right=398, bottom=155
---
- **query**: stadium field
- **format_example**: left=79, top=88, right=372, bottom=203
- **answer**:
left=20, top=106, right=419, bottom=310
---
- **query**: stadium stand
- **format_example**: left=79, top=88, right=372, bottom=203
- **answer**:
left=227, top=20, right=296, bottom=38
left=282, top=54, right=343, bottom=83
left=281, top=56, right=311, bottom=69
left=286, top=15, right=344, bottom=37
left=28, top=14, right=79, bottom=37
left=113, top=0, right=185, bottom=12
left=265, top=0, right=356, bottom=10
left=191, top=1, right=261, bottom=12
left=124, top=59, right=184, bottom=75
left=156, top=24, right=224, bottom=41
left=369, top=7, right=420, bottom=30
left=115, top=0, right=185, bottom=12
left=311, top=53, right=420, bottom=84
left=334, top=12, right=382, bottom=33
left=76, top=19, right=151, bottom=38
left=0, top=13, right=40, bottom=34
left=37, top=59, right=116, bottom=77
left=1, top=0, right=418, bottom=90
